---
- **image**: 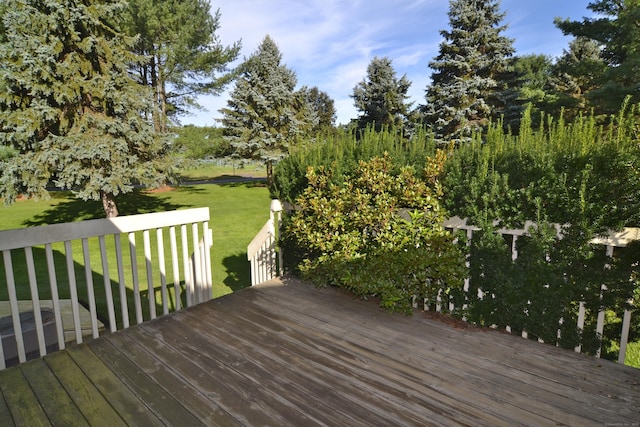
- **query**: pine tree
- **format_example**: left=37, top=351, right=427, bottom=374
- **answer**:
left=543, top=37, right=606, bottom=119
left=351, top=56, right=412, bottom=132
left=218, top=36, right=300, bottom=178
left=124, top=0, right=240, bottom=132
left=555, top=0, right=640, bottom=114
left=0, top=0, right=171, bottom=217
left=298, top=86, right=336, bottom=134
left=424, top=0, right=514, bottom=143
left=496, top=54, right=554, bottom=131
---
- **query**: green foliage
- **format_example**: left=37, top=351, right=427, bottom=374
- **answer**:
left=173, top=125, right=231, bottom=160
left=497, top=54, right=554, bottom=130
left=555, top=0, right=640, bottom=114
left=298, top=86, right=336, bottom=136
left=352, top=56, right=413, bottom=132
left=442, top=104, right=640, bottom=358
left=0, top=0, right=174, bottom=217
left=541, top=37, right=606, bottom=120
left=443, top=104, right=640, bottom=231
left=282, top=152, right=466, bottom=314
left=219, top=36, right=300, bottom=168
left=424, top=0, right=515, bottom=142
left=270, top=125, right=436, bottom=203
left=124, top=0, right=240, bottom=131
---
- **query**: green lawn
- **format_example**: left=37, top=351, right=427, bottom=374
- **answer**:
left=0, top=180, right=271, bottom=306
left=178, top=161, right=266, bottom=181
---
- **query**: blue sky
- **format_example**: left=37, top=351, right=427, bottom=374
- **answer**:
left=182, top=0, right=595, bottom=127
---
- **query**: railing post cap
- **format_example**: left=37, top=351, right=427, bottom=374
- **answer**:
left=270, top=199, right=283, bottom=212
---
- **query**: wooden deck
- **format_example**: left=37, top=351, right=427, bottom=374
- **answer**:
left=0, top=278, right=638, bottom=426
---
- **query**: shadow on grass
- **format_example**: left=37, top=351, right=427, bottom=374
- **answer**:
left=222, top=253, right=252, bottom=292
left=23, top=189, right=188, bottom=227
left=1, top=244, right=194, bottom=350
left=177, top=173, right=266, bottom=183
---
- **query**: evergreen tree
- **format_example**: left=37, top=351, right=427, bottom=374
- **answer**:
left=351, top=56, right=412, bottom=132
left=544, top=37, right=606, bottom=119
left=424, top=0, right=514, bottom=143
left=124, top=0, right=240, bottom=132
left=218, top=36, right=300, bottom=178
left=0, top=0, right=171, bottom=217
left=555, top=0, right=640, bottom=113
left=299, top=86, right=336, bottom=134
left=496, top=54, right=554, bottom=130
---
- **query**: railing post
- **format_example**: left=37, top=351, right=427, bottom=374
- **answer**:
left=618, top=300, right=633, bottom=364
left=270, top=199, right=283, bottom=278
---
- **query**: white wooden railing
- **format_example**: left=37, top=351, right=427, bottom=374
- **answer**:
left=0, top=208, right=212, bottom=369
left=247, top=200, right=283, bottom=286
left=249, top=200, right=639, bottom=364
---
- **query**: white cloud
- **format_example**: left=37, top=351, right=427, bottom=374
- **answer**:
left=182, top=0, right=594, bottom=127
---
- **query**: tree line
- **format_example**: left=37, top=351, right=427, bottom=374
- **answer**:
left=1, top=0, right=638, bottom=216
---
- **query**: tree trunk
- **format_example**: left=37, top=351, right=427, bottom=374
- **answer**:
left=266, top=160, right=273, bottom=187
left=101, top=191, right=119, bottom=218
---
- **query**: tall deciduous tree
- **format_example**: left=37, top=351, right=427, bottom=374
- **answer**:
left=218, top=35, right=299, bottom=178
left=124, top=0, right=240, bottom=132
left=424, top=0, right=514, bottom=143
left=0, top=0, right=171, bottom=217
left=352, top=56, right=412, bottom=132
left=555, top=0, right=640, bottom=113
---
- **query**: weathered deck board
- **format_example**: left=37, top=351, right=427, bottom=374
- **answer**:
left=0, top=277, right=639, bottom=426
left=19, top=358, right=88, bottom=427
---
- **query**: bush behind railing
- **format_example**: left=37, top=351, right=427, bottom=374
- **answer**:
left=275, top=103, right=640, bottom=363
left=441, top=102, right=640, bottom=359
left=271, top=125, right=437, bottom=204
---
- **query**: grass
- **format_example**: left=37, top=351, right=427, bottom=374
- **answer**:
left=0, top=171, right=271, bottom=326
left=178, top=161, right=266, bottom=182
left=625, top=342, right=640, bottom=368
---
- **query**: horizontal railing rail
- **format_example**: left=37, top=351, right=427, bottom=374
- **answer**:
left=0, top=208, right=212, bottom=369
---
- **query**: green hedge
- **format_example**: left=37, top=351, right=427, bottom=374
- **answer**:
left=274, top=105, right=640, bottom=362
left=271, top=125, right=436, bottom=203
left=442, top=103, right=640, bottom=358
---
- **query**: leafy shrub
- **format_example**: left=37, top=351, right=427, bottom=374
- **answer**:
left=443, top=105, right=640, bottom=231
left=271, top=125, right=436, bottom=203
left=443, top=104, right=640, bottom=358
left=282, top=152, right=467, bottom=314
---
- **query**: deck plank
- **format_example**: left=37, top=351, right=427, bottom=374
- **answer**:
left=0, top=363, right=51, bottom=426
left=204, top=284, right=571, bottom=426
left=88, top=337, right=207, bottom=427
left=151, top=304, right=439, bottom=426
left=134, top=310, right=360, bottom=425
left=64, top=344, right=166, bottom=427
left=100, top=329, right=248, bottom=426
left=191, top=294, right=519, bottom=426
left=42, top=350, right=127, bottom=427
left=19, top=358, right=88, bottom=427
left=0, top=386, right=14, bottom=427
left=253, top=280, right=640, bottom=423
left=0, top=277, right=638, bottom=426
